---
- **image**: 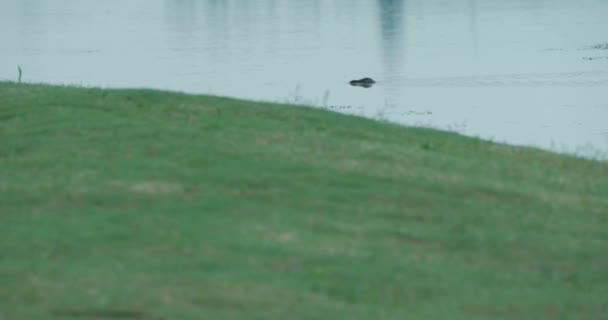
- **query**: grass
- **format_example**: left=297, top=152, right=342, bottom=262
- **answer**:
left=1, top=81, right=607, bottom=319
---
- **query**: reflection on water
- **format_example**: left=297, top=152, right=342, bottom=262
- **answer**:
left=1, top=0, right=608, bottom=159
left=377, top=0, right=407, bottom=83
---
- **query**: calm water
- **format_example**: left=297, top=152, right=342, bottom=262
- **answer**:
left=2, top=0, right=608, bottom=158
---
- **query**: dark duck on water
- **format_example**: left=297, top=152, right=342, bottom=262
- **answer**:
left=349, top=77, right=376, bottom=88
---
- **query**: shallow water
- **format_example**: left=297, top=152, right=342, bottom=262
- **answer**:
left=2, top=0, right=608, bottom=158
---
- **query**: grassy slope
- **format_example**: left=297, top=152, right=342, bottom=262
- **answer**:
left=0, top=82, right=607, bottom=320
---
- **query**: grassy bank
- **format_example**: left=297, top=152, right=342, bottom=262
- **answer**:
left=1, top=81, right=607, bottom=319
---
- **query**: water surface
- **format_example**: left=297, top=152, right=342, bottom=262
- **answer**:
left=2, top=0, right=607, bottom=158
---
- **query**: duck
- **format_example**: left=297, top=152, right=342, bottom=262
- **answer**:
left=349, top=77, right=376, bottom=88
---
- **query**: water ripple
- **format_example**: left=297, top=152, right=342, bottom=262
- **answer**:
left=393, top=70, right=608, bottom=87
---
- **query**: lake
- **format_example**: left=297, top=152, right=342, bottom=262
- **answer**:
left=2, top=0, right=608, bottom=159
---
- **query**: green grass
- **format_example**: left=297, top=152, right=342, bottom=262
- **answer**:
left=1, top=81, right=607, bottom=320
